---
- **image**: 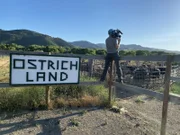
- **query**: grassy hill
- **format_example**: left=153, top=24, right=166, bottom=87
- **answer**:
left=70, top=41, right=180, bottom=54
left=0, top=29, right=74, bottom=47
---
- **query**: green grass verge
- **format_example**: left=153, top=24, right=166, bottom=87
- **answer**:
left=170, top=82, right=180, bottom=95
left=0, top=75, right=109, bottom=112
left=157, top=82, right=180, bottom=95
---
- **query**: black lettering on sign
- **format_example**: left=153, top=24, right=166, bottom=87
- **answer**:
left=49, top=72, right=57, bottom=81
left=13, top=59, right=25, bottom=69
left=28, top=59, right=37, bottom=69
left=38, top=60, right=46, bottom=70
left=48, top=60, right=55, bottom=70
left=61, top=61, right=68, bottom=70
left=57, top=60, right=59, bottom=70
left=37, top=72, right=46, bottom=82
left=70, top=61, right=78, bottom=70
left=60, top=72, right=68, bottom=81
left=26, top=72, right=33, bottom=82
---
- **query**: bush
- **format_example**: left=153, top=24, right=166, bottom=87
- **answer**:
left=170, top=82, right=180, bottom=95
left=0, top=86, right=46, bottom=112
left=52, top=84, right=108, bottom=108
left=0, top=79, right=109, bottom=112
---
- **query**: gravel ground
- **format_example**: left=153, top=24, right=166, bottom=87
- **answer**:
left=1, top=95, right=180, bottom=135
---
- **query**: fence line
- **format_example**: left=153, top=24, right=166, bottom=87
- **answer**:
left=0, top=50, right=180, bottom=61
left=0, top=50, right=180, bottom=135
left=0, top=81, right=102, bottom=88
left=114, top=82, right=180, bottom=104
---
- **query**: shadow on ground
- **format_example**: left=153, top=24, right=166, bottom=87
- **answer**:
left=0, top=108, right=100, bottom=135
left=115, top=86, right=141, bottom=99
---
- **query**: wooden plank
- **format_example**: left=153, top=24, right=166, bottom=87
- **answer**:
left=0, top=83, right=10, bottom=88
left=46, top=86, right=51, bottom=109
left=0, top=50, right=105, bottom=59
left=114, top=82, right=164, bottom=100
left=53, top=53, right=105, bottom=59
left=121, top=55, right=168, bottom=61
left=0, top=81, right=103, bottom=88
left=108, top=61, right=113, bottom=105
left=0, top=50, right=49, bottom=55
left=114, top=82, right=180, bottom=104
left=78, top=81, right=103, bottom=85
left=171, top=77, right=180, bottom=82
left=160, top=55, right=173, bottom=135
left=0, top=50, right=180, bottom=62
left=88, top=59, right=93, bottom=77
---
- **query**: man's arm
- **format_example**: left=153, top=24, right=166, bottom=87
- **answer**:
left=115, top=38, right=121, bottom=49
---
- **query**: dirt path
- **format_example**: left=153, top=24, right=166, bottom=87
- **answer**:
left=1, top=95, right=180, bottom=135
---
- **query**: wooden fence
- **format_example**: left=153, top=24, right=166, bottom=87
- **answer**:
left=0, top=50, right=180, bottom=135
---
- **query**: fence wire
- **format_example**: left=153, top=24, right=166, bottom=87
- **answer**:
left=80, top=59, right=105, bottom=80
left=120, top=60, right=180, bottom=91
left=0, top=55, right=180, bottom=87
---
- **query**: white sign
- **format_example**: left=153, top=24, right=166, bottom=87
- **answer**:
left=10, top=53, right=81, bottom=85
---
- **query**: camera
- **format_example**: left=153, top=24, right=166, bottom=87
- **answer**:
left=111, top=29, right=123, bottom=38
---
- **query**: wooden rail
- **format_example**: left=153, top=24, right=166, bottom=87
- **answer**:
left=171, top=77, right=180, bottom=82
left=0, top=50, right=180, bottom=61
left=114, top=82, right=180, bottom=104
left=0, top=81, right=102, bottom=88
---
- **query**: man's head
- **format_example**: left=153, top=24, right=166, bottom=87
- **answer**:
left=108, top=29, right=114, bottom=36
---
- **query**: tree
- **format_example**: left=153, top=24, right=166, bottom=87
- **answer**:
left=44, top=45, right=59, bottom=53
left=27, top=44, right=45, bottom=51
left=119, top=50, right=127, bottom=56
left=96, top=49, right=106, bottom=55
left=136, top=50, right=149, bottom=56
left=125, top=50, right=136, bottom=56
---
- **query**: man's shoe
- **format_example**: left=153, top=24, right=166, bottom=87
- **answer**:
left=116, top=79, right=124, bottom=84
left=119, top=80, right=124, bottom=84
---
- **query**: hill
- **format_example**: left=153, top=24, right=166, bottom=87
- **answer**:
left=0, top=29, right=73, bottom=47
left=70, top=41, right=180, bottom=54
left=69, top=41, right=101, bottom=49
left=1, top=28, right=179, bottom=54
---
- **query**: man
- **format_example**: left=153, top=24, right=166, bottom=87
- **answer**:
left=100, top=29, right=123, bottom=83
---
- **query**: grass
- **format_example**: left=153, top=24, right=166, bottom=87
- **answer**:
left=170, top=82, right=180, bottom=95
left=135, top=97, right=145, bottom=103
left=0, top=56, right=9, bottom=83
left=157, top=82, right=180, bottom=95
left=69, top=118, right=80, bottom=127
left=0, top=81, right=109, bottom=112
left=0, top=86, right=46, bottom=112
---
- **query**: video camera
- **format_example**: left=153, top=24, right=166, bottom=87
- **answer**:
left=111, top=29, right=123, bottom=38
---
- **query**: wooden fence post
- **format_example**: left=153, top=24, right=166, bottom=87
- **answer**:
left=88, top=59, right=93, bottom=77
left=46, top=86, right=51, bottom=109
left=108, top=61, right=115, bottom=106
left=46, top=52, right=51, bottom=109
left=160, top=55, right=173, bottom=135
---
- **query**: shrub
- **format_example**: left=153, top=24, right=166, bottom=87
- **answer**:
left=0, top=81, right=109, bottom=112
left=170, top=82, right=180, bottom=95
left=0, top=86, right=45, bottom=112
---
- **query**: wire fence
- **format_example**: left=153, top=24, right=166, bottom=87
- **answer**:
left=80, top=58, right=180, bottom=93
left=0, top=51, right=180, bottom=135
left=121, top=61, right=166, bottom=90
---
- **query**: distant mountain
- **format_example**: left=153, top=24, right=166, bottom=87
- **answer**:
left=69, top=41, right=101, bottom=49
left=71, top=41, right=180, bottom=54
left=0, top=29, right=73, bottom=47
left=0, top=28, right=179, bottom=54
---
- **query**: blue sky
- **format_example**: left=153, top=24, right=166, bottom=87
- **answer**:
left=0, top=0, right=180, bottom=51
